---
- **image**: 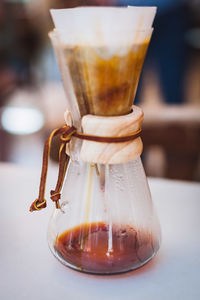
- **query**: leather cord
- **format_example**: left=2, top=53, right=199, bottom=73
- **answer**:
left=30, top=124, right=141, bottom=212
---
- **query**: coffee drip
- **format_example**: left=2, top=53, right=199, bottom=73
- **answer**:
left=36, top=7, right=161, bottom=275
left=55, top=222, right=159, bottom=274
left=64, top=42, right=149, bottom=116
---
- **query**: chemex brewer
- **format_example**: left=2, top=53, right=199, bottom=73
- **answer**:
left=30, top=6, right=161, bottom=274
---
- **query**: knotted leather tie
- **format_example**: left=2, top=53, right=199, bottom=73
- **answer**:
left=30, top=124, right=141, bottom=212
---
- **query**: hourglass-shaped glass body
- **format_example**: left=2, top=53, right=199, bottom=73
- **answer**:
left=47, top=7, right=161, bottom=274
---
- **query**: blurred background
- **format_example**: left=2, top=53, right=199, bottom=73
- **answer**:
left=0, top=0, right=199, bottom=181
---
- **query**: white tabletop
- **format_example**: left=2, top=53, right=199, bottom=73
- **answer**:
left=0, top=163, right=200, bottom=300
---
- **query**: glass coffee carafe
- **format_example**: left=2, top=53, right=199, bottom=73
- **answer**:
left=32, top=7, right=161, bottom=274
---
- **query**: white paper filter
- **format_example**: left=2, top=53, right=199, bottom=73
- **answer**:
left=50, top=6, right=157, bottom=47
